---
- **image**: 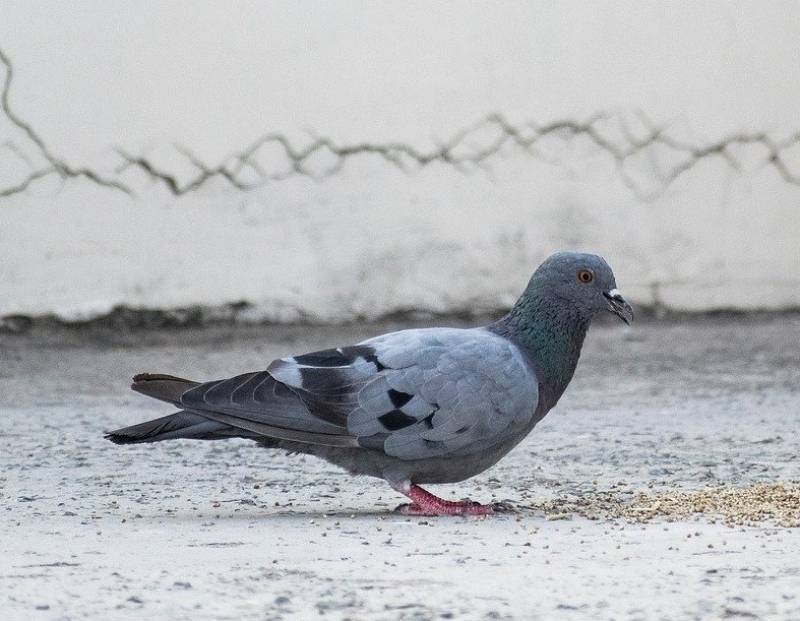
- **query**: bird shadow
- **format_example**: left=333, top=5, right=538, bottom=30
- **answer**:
left=128, top=502, right=521, bottom=522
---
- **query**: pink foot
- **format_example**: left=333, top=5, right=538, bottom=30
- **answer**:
left=393, top=484, right=511, bottom=516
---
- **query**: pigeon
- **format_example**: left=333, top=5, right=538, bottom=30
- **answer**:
left=106, top=251, right=632, bottom=516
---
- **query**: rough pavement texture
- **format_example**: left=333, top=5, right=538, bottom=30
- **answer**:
left=2, top=315, right=799, bottom=620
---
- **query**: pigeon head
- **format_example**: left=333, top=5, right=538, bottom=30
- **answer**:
left=524, top=251, right=633, bottom=325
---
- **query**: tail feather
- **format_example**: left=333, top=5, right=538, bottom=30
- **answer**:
left=105, top=410, right=255, bottom=444
left=111, top=371, right=359, bottom=448
left=130, top=373, right=199, bottom=405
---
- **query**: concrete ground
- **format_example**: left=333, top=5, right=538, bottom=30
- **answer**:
left=2, top=315, right=799, bottom=620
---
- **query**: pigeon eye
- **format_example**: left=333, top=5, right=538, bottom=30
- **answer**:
left=577, top=270, right=594, bottom=283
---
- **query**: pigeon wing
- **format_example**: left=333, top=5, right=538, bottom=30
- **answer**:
left=269, top=328, right=539, bottom=461
left=178, top=328, right=537, bottom=459
left=178, top=368, right=364, bottom=445
left=178, top=344, right=390, bottom=446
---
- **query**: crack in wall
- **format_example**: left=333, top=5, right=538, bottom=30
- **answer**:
left=2, top=47, right=800, bottom=201
left=0, top=48, right=131, bottom=197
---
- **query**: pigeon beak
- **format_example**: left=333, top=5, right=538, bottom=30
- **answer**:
left=603, top=289, right=634, bottom=325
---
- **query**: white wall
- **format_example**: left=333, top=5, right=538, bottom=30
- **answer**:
left=1, top=1, right=799, bottom=321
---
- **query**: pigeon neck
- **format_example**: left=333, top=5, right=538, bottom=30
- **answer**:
left=497, top=292, right=591, bottom=407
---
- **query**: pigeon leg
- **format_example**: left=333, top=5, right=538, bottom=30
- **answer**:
left=394, top=484, right=497, bottom=516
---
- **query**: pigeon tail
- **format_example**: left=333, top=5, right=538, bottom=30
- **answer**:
left=130, top=373, right=199, bottom=405
left=115, top=372, right=361, bottom=448
left=104, top=410, right=255, bottom=444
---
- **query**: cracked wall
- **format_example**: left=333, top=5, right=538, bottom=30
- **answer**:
left=1, top=3, right=799, bottom=320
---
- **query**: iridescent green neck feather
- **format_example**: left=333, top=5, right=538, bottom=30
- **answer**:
left=494, top=287, right=592, bottom=408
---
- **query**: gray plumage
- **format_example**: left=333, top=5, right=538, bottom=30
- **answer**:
left=107, top=251, right=632, bottom=499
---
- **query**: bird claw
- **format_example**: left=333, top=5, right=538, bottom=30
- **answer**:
left=394, top=502, right=433, bottom=516
left=393, top=499, right=510, bottom=517
left=393, top=485, right=512, bottom=516
left=490, top=500, right=515, bottom=513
